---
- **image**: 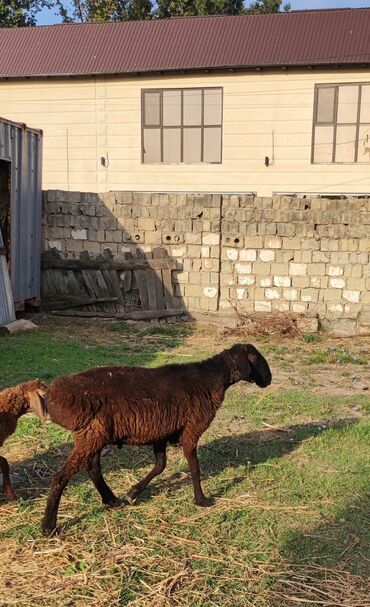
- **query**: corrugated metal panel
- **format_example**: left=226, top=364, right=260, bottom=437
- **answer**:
left=0, top=117, right=42, bottom=308
left=0, top=9, right=370, bottom=78
left=0, top=230, right=16, bottom=326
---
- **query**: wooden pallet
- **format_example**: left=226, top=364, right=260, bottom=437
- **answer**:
left=41, top=247, right=183, bottom=320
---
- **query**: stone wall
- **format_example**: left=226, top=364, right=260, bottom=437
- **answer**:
left=42, top=191, right=370, bottom=335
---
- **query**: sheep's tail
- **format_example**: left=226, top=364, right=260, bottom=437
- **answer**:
left=28, top=389, right=48, bottom=422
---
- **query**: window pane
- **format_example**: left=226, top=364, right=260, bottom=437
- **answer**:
left=317, top=87, right=335, bottom=123
left=337, top=86, right=359, bottom=124
left=335, top=125, right=356, bottom=162
left=163, top=128, right=181, bottom=163
left=357, top=124, right=370, bottom=163
left=163, top=90, right=181, bottom=126
left=204, top=89, right=222, bottom=125
left=183, top=90, right=202, bottom=126
left=184, top=128, right=201, bottom=163
left=313, top=125, right=334, bottom=162
left=143, top=128, right=161, bottom=162
left=144, top=92, right=160, bottom=126
left=360, top=85, right=370, bottom=122
left=204, top=127, right=221, bottom=162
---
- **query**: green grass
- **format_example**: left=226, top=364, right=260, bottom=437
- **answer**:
left=0, top=320, right=369, bottom=606
left=307, top=347, right=368, bottom=366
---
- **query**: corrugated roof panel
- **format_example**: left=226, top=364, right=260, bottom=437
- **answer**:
left=1, top=9, right=370, bottom=78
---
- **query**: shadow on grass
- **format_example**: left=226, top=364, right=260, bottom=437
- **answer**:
left=270, top=494, right=370, bottom=605
left=0, top=320, right=194, bottom=389
left=1, top=418, right=357, bottom=509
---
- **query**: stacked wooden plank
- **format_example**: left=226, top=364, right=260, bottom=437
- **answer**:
left=41, top=247, right=183, bottom=320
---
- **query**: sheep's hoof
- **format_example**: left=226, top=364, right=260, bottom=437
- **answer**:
left=105, top=496, right=122, bottom=509
left=124, top=492, right=138, bottom=506
left=42, top=525, right=59, bottom=537
left=4, top=490, right=18, bottom=502
left=195, top=496, right=214, bottom=508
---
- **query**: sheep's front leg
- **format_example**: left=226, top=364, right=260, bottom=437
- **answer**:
left=42, top=447, right=93, bottom=535
left=126, top=440, right=167, bottom=504
left=182, top=437, right=213, bottom=507
left=87, top=451, right=120, bottom=507
left=0, top=455, right=17, bottom=501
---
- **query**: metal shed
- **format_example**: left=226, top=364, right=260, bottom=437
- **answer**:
left=0, top=117, right=42, bottom=310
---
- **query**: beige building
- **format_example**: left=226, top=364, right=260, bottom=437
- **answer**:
left=1, top=9, right=370, bottom=196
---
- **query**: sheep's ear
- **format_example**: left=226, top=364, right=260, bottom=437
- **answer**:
left=244, top=344, right=259, bottom=366
left=229, top=345, right=252, bottom=381
left=27, top=389, right=48, bottom=422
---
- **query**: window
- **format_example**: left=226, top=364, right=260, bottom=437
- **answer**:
left=142, top=88, right=223, bottom=164
left=312, top=83, right=370, bottom=163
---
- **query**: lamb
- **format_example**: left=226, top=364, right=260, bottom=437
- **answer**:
left=0, top=379, right=48, bottom=501
left=40, top=343, right=271, bottom=535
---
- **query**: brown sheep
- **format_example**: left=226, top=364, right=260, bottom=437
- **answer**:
left=0, top=380, right=48, bottom=501
left=40, top=343, right=271, bottom=535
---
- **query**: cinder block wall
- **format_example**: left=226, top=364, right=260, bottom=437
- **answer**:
left=42, top=191, right=370, bottom=335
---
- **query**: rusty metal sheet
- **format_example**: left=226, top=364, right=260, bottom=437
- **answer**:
left=0, top=9, right=370, bottom=79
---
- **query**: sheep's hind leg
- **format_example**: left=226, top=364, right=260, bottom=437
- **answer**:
left=182, top=437, right=213, bottom=507
left=41, top=445, right=96, bottom=536
left=126, top=440, right=167, bottom=504
left=87, top=451, right=121, bottom=508
left=0, top=455, right=17, bottom=501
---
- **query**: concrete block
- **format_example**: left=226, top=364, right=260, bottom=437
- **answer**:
left=71, top=228, right=87, bottom=240
left=235, top=263, right=252, bottom=274
left=292, top=302, right=307, bottom=313
left=274, top=276, right=291, bottom=287
left=255, top=301, right=272, bottom=312
left=331, top=318, right=357, bottom=336
left=292, top=276, right=310, bottom=288
left=203, top=233, right=220, bottom=246
left=226, top=248, right=239, bottom=261
left=239, top=249, right=257, bottom=262
left=239, top=276, right=255, bottom=286
left=260, top=277, right=273, bottom=287
left=283, top=288, right=298, bottom=301
left=259, top=249, right=275, bottom=262
left=265, top=288, right=280, bottom=300
left=343, top=290, right=360, bottom=303
left=264, top=236, right=282, bottom=249
left=289, top=263, right=307, bottom=276
left=253, top=262, right=271, bottom=275
left=329, top=278, right=346, bottom=289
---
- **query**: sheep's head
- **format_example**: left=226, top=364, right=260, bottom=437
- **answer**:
left=20, top=379, right=48, bottom=421
left=227, top=344, right=272, bottom=388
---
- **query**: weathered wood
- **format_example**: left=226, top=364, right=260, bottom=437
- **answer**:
left=152, top=248, right=166, bottom=310
left=66, top=270, right=87, bottom=298
left=43, top=296, right=118, bottom=310
left=81, top=270, right=111, bottom=299
left=42, top=254, right=175, bottom=272
left=51, top=308, right=185, bottom=320
left=145, top=251, right=159, bottom=311
left=0, top=247, right=6, bottom=256
left=102, top=270, right=124, bottom=303
left=133, top=250, right=150, bottom=311
left=153, top=247, right=175, bottom=310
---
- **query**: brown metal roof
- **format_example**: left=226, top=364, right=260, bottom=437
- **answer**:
left=1, top=8, right=370, bottom=78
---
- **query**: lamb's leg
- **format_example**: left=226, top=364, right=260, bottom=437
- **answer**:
left=87, top=451, right=120, bottom=507
left=182, top=437, right=212, bottom=507
left=42, top=446, right=94, bottom=535
left=126, top=440, right=167, bottom=504
left=0, top=455, right=17, bottom=501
